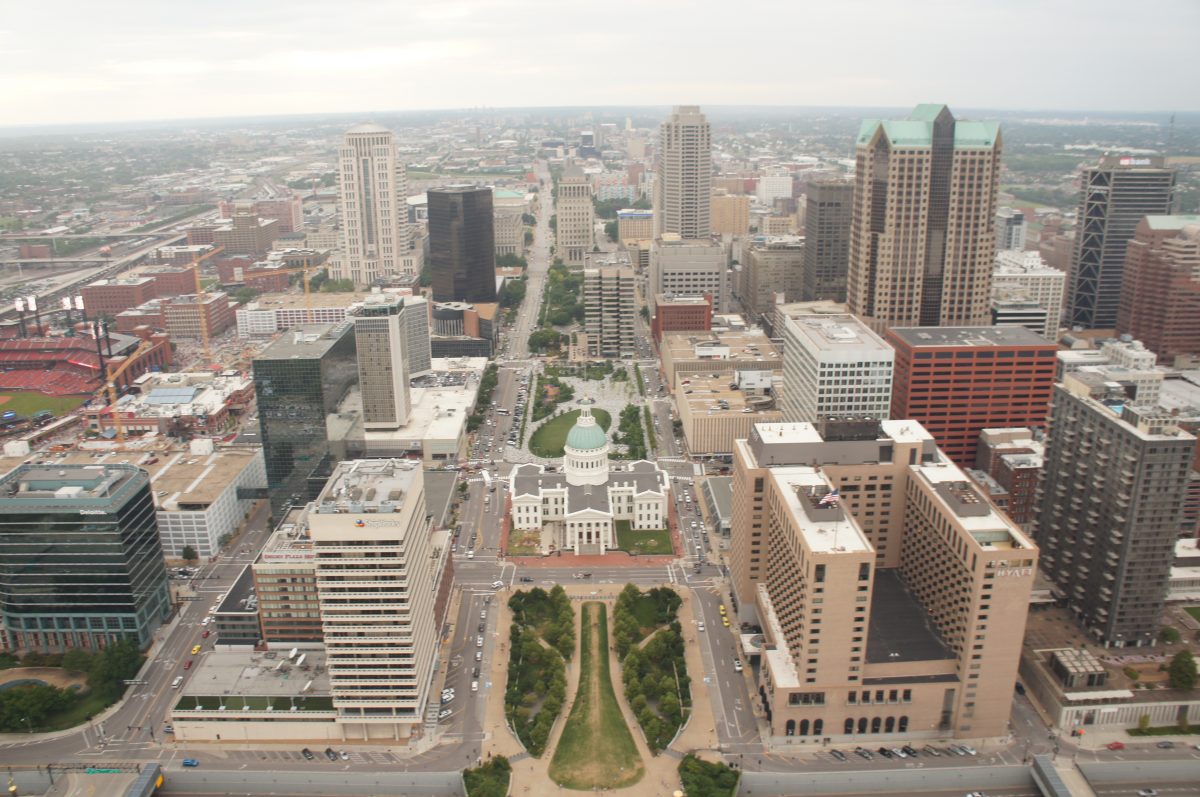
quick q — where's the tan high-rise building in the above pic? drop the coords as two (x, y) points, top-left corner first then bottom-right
(730, 420), (1035, 740)
(354, 294), (411, 430)
(335, 124), (414, 287)
(710, 192), (750, 236)
(848, 105), (1002, 330)
(744, 237), (805, 322)
(654, 106), (711, 239)
(556, 165), (594, 265)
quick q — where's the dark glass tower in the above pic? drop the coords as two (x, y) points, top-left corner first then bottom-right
(252, 322), (357, 512)
(428, 186), (496, 303)
(0, 464), (170, 653)
(801, 180), (853, 302)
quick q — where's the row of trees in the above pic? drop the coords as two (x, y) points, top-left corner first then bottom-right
(530, 375), (574, 422)
(678, 754), (739, 797)
(612, 585), (690, 753)
(612, 404), (647, 460)
(539, 264), (584, 328)
(467, 364), (500, 432)
(504, 587), (575, 756)
(463, 755), (511, 797)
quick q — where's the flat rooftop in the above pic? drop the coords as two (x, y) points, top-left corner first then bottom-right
(915, 462), (1035, 549)
(181, 649), (329, 699)
(889, 325), (1052, 347)
(678, 373), (782, 417)
(655, 293), (711, 307)
(256, 322), (352, 360)
(772, 465), (872, 554)
(702, 476), (733, 519)
(663, 329), (781, 361)
(866, 570), (954, 664)
(0, 463), (142, 506)
(785, 314), (892, 354)
(243, 291), (372, 311)
(216, 565), (256, 615)
(315, 458), (422, 511)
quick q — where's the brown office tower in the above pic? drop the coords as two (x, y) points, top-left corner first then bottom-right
(887, 326), (1057, 468)
(848, 105), (1001, 331)
(1116, 215), (1200, 366)
(802, 180), (854, 302)
(1068, 156), (1176, 330)
(729, 420), (1036, 741)
(429, 186), (496, 304)
(1034, 373), (1195, 647)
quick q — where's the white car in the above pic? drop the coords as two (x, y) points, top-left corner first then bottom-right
(733, 660), (743, 673)
(438, 709), (452, 719)
(476, 635), (484, 647)
(697, 622), (705, 632)
(471, 681), (479, 692)
(475, 651), (483, 661)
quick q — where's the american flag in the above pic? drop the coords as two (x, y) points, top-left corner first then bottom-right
(818, 488), (840, 506)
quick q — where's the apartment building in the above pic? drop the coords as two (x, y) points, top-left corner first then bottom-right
(1034, 372), (1195, 647)
(780, 314), (894, 424)
(730, 420), (1036, 741)
(995, 207), (1027, 252)
(1116, 215), (1200, 366)
(583, 266), (636, 358)
(887, 326), (1057, 468)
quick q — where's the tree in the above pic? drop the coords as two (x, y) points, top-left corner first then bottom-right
(604, 220), (619, 242)
(1168, 649), (1197, 690)
(180, 545), (198, 564)
(233, 286), (260, 306)
(1160, 626), (1181, 644)
(61, 649), (93, 674)
(1138, 713), (1151, 731)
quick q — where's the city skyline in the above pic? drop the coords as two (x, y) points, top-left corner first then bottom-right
(2, 0), (1199, 127)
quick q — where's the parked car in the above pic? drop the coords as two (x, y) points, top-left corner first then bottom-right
(854, 747), (873, 759)
(829, 749), (847, 762)
(876, 747), (893, 758)
(324, 747), (337, 761)
(1156, 741), (1175, 749)
(301, 748), (315, 760)
(890, 748), (907, 758)
(439, 709), (452, 720)
(183, 660), (193, 670)
(901, 745), (919, 757)
(922, 745), (941, 756)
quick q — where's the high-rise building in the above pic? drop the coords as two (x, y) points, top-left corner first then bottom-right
(556, 165), (594, 265)
(756, 171), (793, 206)
(992, 250), (1066, 339)
(1067, 156), (1176, 329)
(335, 124), (413, 287)
(355, 294), (411, 430)
(848, 105), (1002, 330)
(887, 326), (1057, 468)
(649, 237), (727, 310)
(1034, 372), (1195, 647)
(309, 459), (445, 739)
(990, 299), (1049, 338)
(583, 266), (636, 358)
(744, 237), (805, 323)
(802, 180), (853, 302)
(428, 186), (497, 303)
(780, 314), (894, 423)
(213, 204), (280, 258)
(654, 106), (711, 239)
(730, 420), (1036, 740)
(253, 323), (358, 511)
(1116, 215), (1200, 365)
(400, 295), (432, 377)
(0, 464), (171, 652)
(994, 207), (1028, 251)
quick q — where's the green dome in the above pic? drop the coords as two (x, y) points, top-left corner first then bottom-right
(565, 413), (607, 451)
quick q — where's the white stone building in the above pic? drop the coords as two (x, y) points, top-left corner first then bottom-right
(511, 407), (669, 555)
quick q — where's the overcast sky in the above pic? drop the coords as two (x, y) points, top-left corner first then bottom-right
(3, 0), (1196, 127)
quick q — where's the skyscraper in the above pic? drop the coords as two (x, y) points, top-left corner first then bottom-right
(0, 464), (171, 652)
(848, 105), (1002, 330)
(428, 186), (497, 303)
(1117, 215), (1200, 365)
(335, 124), (413, 287)
(1067, 156), (1176, 329)
(654, 106), (711, 240)
(802, 180), (854, 302)
(556, 165), (594, 265)
(253, 323), (358, 511)
(994, 207), (1028, 251)
(355, 294), (411, 430)
(1034, 372), (1195, 647)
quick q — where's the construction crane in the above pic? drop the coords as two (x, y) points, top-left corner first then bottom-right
(245, 258), (325, 323)
(188, 245), (226, 367)
(100, 339), (155, 444)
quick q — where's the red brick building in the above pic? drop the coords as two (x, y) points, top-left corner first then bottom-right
(651, 293), (713, 341)
(974, 428), (1043, 526)
(887, 326), (1058, 468)
(1117, 215), (1200, 366)
(81, 277), (157, 317)
(141, 265), (198, 296)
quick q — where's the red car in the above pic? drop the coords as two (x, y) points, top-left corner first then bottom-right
(201, 630), (210, 638)
(1105, 741), (1125, 751)
(183, 660), (193, 670)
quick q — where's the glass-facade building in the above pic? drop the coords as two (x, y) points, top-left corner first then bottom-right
(428, 186), (497, 304)
(252, 322), (358, 513)
(0, 464), (170, 653)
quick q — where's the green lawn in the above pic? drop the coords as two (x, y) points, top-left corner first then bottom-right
(615, 520), (673, 556)
(549, 602), (643, 789)
(508, 527), (542, 556)
(0, 392), (88, 416)
(1186, 607), (1200, 622)
(528, 408), (611, 458)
